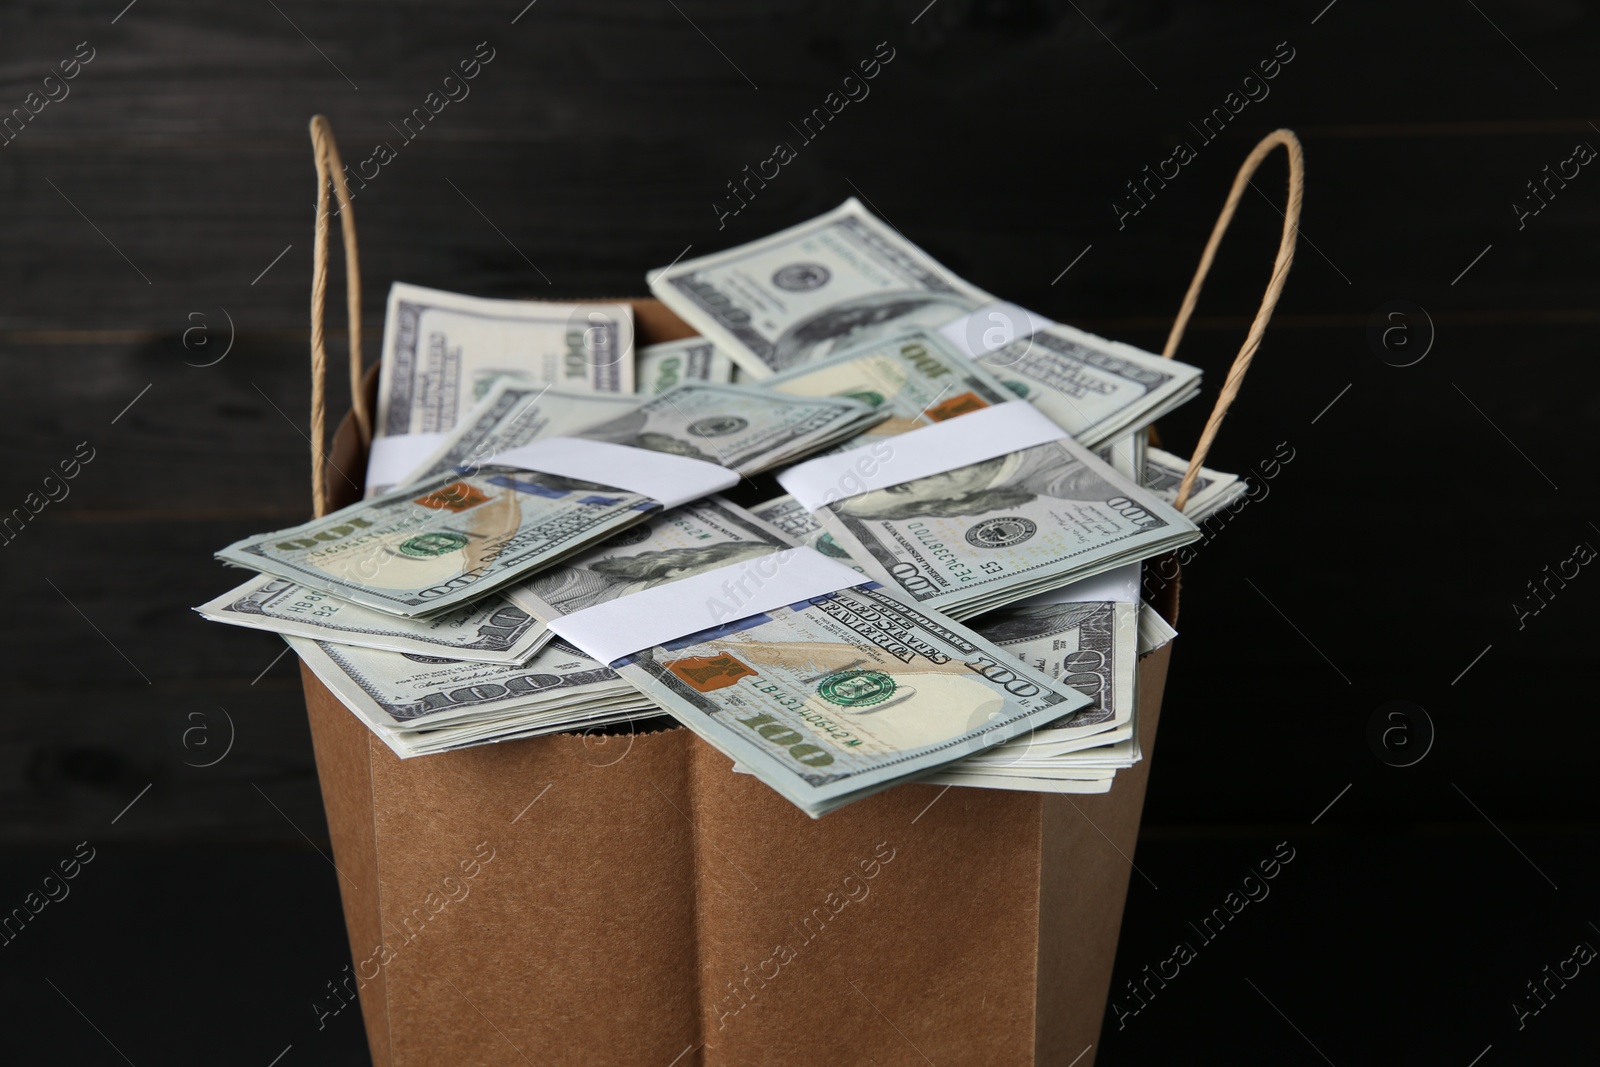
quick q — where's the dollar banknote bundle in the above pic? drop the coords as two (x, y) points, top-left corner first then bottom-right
(926, 565), (1178, 794)
(197, 576), (554, 663)
(200, 197), (1247, 814)
(500, 497), (1109, 814)
(786, 424), (1200, 619)
(746, 502), (1162, 796)
(291, 633), (661, 758)
(1142, 445), (1247, 519)
(366, 283), (636, 497)
(971, 323), (1202, 449)
(400, 378), (885, 490)
(216, 381), (881, 617)
(636, 337), (736, 395)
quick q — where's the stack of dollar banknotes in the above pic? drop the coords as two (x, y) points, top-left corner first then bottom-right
(199, 200), (1247, 817)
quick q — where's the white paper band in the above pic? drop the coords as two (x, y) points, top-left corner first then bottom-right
(937, 301), (1056, 358)
(777, 401), (1066, 512)
(1013, 562), (1140, 607)
(365, 432), (449, 491)
(548, 547), (864, 665)
(487, 437), (739, 510)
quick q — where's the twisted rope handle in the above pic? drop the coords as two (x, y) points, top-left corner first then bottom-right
(1160, 128), (1304, 512)
(309, 115), (368, 517)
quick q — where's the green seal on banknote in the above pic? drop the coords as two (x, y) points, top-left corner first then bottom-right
(687, 415), (748, 437)
(818, 669), (897, 708)
(399, 532), (470, 557)
(842, 389), (885, 408)
(813, 533), (851, 560)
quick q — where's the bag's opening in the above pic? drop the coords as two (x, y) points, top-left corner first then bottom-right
(320, 298), (1183, 722)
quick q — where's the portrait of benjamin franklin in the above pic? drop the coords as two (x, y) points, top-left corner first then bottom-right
(769, 292), (979, 371)
(526, 541), (778, 615)
(835, 444), (1119, 522)
(972, 602), (1102, 646)
(575, 408), (721, 465)
(481, 466), (623, 494)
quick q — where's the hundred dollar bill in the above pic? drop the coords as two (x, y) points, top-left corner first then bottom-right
(957, 565), (1143, 761)
(370, 283), (635, 493)
(1137, 598), (1178, 653)
(807, 435), (1201, 618)
(762, 327), (1020, 447)
(492, 495), (1107, 812)
(197, 574), (551, 664)
(289, 635), (655, 758)
(610, 583), (1098, 816)
(546, 382), (883, 474)
(926, 769), (1114, 793)
(933, 598), (1176, 788)
(648, 198), (999, 378)
(1142, 445), (1245, 520)
(975, 323), (1201, 448)
(749, 495), (864, 572)
(376, 282), (634, 435)
(217, 469), (664, 617)
(636, 337), (735, 395)
(408, 380), (883, 485)
(504, 497), (791, 621)
(963, 599), (1136, 756)
(963, 738), (1135, 768)
(221, 384), (880, 616)
(973, 732), (1136, 767)
(399, 385), (643, 487)
(737, 749), (1125, 779)
(938, 721), (1134, 776)
(1098, 430), (1144, 483)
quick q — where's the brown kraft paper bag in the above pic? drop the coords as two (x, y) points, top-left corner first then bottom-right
(294, 117), (1303, 1065)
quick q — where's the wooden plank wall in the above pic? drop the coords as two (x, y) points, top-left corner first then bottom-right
(1, 0), (1595, 843)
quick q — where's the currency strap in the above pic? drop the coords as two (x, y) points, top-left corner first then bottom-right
(487, 438), (739, 510)
(548, 546), (864, 665)
(364, 433), (450, 490)
(1012, 562), (1141, 608)
(366, 435), (738, 507)
(777, 401), (1065, 513)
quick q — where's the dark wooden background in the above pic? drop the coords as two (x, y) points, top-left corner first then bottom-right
(1, 1), (1595, 1063)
